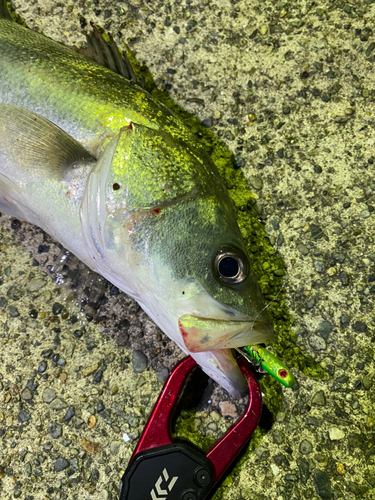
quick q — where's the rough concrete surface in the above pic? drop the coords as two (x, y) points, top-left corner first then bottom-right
(0, 0), (375, 499)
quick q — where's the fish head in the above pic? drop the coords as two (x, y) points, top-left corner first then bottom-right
(150, 194), (275, 350)
(81, 124), (275, 395)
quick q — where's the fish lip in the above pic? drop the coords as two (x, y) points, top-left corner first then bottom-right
(178, 314), (275, 353)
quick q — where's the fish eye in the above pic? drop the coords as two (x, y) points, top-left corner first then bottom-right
(213, 246), (248, 285)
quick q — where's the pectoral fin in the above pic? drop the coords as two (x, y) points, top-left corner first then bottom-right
(0, 104), (94, 180)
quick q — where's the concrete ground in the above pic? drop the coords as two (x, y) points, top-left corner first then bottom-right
(0, 0), (374, 499)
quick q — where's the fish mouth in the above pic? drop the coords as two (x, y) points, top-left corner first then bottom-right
(178, 314), (275, 353)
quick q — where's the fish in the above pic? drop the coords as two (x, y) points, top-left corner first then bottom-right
(0, 1), (275, 396)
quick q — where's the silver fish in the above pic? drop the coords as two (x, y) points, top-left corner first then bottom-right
(0, 2), (274, 395)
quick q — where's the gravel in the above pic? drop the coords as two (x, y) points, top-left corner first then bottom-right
(131, 349), (148, 374)
(314, 470), (332, 500)
(299, 439), (313, 455)
(54, 458), (69, 472)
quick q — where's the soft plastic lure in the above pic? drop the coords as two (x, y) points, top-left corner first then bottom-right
(237, 345), (295, 388)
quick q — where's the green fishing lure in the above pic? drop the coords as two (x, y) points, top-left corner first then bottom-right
(237, 345), (295, 388)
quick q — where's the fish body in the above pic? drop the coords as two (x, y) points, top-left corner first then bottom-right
(0, 5), (274, 395)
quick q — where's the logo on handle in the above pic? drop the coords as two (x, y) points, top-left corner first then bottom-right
(150, 468), (179, 500)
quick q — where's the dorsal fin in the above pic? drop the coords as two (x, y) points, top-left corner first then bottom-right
(78, 24), (138, 84)
(0, 0), (13, 21)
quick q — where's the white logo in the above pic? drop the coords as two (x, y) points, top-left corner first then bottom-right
(150, 468), (179, 500)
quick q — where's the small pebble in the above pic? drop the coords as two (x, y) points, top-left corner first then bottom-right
(132, 350), (148, 373)
(210, 411), (220, 422)
(38, 244), (50, 254)
(297, 243), (309, 255)
(219, 401), (237, 418)
(111, 385), (119, 395)
(91, 468), (100, 482)
(55, 458), (69, 472)
(155, 366), (169, 384)
(42, 388), (56, 403)
(308, 335), (326, 351)
(329, 427), (345, 440)
(312, 390), (326, 406)
(82, 362), (99, 377)
(81, 439), (101, 455)
(249, 175), (263, 190)
(297, 458), (309, 484)
(27, 278), (47, 292)
(314, 470), (332, 499)
(109, 284), (119, 295)
(50, 398), (68, 410)
(362, 374), (372, 390)
(52, 302), (64, 315)
(65, 406), (75, 422)
(207, 422), (217, 431)
(317, 320), (332, 340)
(117, 318), (130, 330)
(8, 306), (20, 317)
(340, 315), (350, 328)
(21, 388), (33, 401)
(193, 418), (201, 431)
(129, 430), (140, 440)
(314, 261), (325, 273)
(93, 370), (103, 384)
(299, 439), (313, 454)
(48, 423), (62, 439)
(29, 308), (38, 318)
(17, 410), (30, 423)
(359, 209), (370, 218)
(97, 400), (105, 413)
(38, 361), (48, 373)
(277, 233), (284, 246)
(326, 267), (336, 276)
(88, 415), (96, 428)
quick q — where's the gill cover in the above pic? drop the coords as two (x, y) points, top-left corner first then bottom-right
(80, 122), (221, 295)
